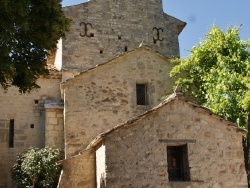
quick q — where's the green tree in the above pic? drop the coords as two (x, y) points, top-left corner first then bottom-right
(12, 147), (62, 188)
(170, 25), (250, 185)
(0, 0), (70, 93)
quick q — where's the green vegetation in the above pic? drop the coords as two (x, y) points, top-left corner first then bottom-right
(11, 147), (62, 188)
(0, 0), (70, 93)
(171, 25), (250, 126)
(170, 25), (250, 186)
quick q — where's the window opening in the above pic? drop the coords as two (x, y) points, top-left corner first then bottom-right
(9, 119), (14, 148)
(136, 84), (148, 105)
(30, 124), (34, 128)
(118, 36), (122, 40)
(124, 46), (128, 52)
(34, 100), (39, 104)
(167, 145), (190, 181)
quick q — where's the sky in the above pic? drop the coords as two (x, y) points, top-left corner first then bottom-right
(62, 0), (250, 58)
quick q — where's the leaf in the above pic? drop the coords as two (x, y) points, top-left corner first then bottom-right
(11, 147), (62, 188)
(170, 25), (250, 127)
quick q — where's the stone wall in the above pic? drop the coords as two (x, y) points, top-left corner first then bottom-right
(0, 148), (16, 188)
(45, 106), (64, 151)
(58, 148), (96, 188)
(0, 120), (10, 149)
(63, 47), (175, 157)
(0, 77), (61, 188)
(100, 98), (247, 187)
(62, 0), (185, 74)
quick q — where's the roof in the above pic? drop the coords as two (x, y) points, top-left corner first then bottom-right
(163, 13), (187, 35)
(42, 52), (62, 79)
(42, 64), (62, 79)
(44, 100), (64, 109)
(86, 91), (247, 150)
(59, 90), (247, 164)
(61, 45), (170, 85)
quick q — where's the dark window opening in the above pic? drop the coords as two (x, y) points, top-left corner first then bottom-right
(167, 145), (190, 181)
(124, 46), (128, 52)
(9, 119), (14, 148)
(34, 100), (39, 104)
(136, 84), (148, 105)
(100, 49), (103, 54)
(30, 124), (34, 128)
(118, 36), (122, 40)
(91, 33), (94, 37)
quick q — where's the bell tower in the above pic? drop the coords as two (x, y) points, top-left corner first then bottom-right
(62, 0), (186, 75)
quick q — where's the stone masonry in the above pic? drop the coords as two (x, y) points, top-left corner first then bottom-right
(0, 0), (186, 186)
(90, 94), (247, 187)
(62, 47), (175, 157)
(58, 149), (96, 188)
(0, 76), (61, 188)
(1, 0), (247, 187)
(62, 0), (185, 78)
(45, 104), (64, 151)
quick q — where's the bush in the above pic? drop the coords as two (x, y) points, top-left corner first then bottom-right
(11, 147), (62, 188)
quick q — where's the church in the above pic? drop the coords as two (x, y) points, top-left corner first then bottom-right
(0, 0), (247, 187)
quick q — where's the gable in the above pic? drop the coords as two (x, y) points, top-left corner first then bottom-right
(63, 46), (171, 86)
(91, 96), (247, 187)
(62, 47), (176, 157)
(88, 94), (245, 149)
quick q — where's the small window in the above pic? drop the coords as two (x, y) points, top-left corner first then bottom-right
(136, 84), (148, 105)
(167, 145), (190, 181)
(9, 119), (14, 148)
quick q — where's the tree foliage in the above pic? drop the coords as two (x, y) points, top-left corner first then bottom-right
(0, 0), (70, 93)
(11, 147), (62, 188)
(170, 25), (250, 127)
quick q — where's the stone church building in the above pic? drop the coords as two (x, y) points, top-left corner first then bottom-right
(0, 0), (247, 187)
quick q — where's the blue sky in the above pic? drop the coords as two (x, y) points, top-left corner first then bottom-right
(62, 0), (250, 58)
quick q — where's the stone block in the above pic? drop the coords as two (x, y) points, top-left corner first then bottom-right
(56, 113), (64, 118)
(0, 123), (6, 128)
(46, 111), (57, 118)
(48, 118), (58, 125)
